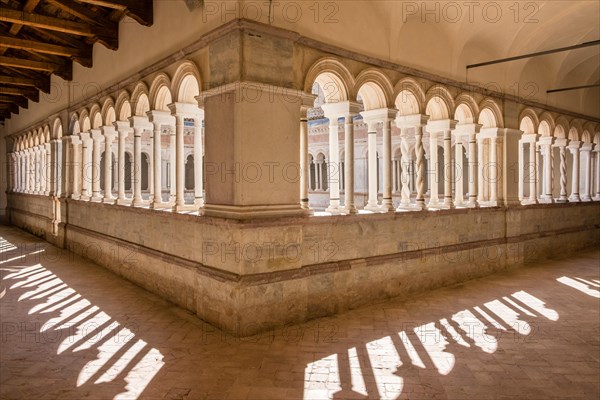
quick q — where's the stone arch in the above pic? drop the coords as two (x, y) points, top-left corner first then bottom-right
(52, 117), (63, 139)
(101, 97), (116, 126)
(150, 73), (173, 111)
(554, 116), (569, 138)
(581, 130), (592, 143)
(89, 104), (102, 129)
(538, 112), (555, 136)
(354, 69), (394, 110)
(43, 125), (50, 143)
(172, 60), (202, 103)
(304, 57), (354, 103)
(393, 77), (426, 115)
(519, 108), (539, 133)
(454, 93), (479, 124)
(478, 99), (504, 128)
(425, 85), (454, 120)
(115, 90), (132, 121)
(568, 127), (580, 141)
(131, 82), (150, 116)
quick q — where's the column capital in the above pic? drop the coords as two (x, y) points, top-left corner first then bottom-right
(537, 135), (554, 145)
(114, 120), (133, 132)
(167, 102), (204, 119)
(323, 100), (362, 121)
(146, 110), (175, 125)
(90, 128), (103, 140)
(553, 137), (568, 147)
(100, 125), (117, 138)
(360, 107), (397, 124)
(395, 113), (430, 129)
(454, 123), (482, 136)
(425, 118), (458, 133)
(580, 142), (594, 151)
(568, 140), (581, 150)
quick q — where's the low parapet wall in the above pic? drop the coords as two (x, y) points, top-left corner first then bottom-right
(7, 194), (600, 335)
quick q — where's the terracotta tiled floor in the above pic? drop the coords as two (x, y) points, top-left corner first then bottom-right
(1, 226), (599, 400)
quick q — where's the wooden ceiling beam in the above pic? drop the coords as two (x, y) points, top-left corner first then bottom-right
(0, 94), (28, 108)
(0, 86), (39, 102)
(0, 73), (50, 93)
(0, 55), (71, 81)
(0, 6), (111, 38)
(0, 35), (91, 59)
(0, 102), (19, 114)
(75, 0), (153, 26)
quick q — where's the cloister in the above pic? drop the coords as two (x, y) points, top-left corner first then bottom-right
(6, 59), (600, 217)
(0, 1), (599, 398)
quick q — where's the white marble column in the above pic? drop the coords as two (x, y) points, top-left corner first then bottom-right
(300, 107), (309, 210)
(344, 113), (357, 214)
(529, 135), (538, 204)
(381, 117), (394, 212)
(43, 142), (51, 196)
(59, 137), (70, 197)
(554, 139), (568, 203)
(101, 126), (116, 204)
(568, 141), (581, 202)
(169, 129), (176, 205)
(428, 131), (440, 208)
(489, 136), (498, 204)
(147, 111), (174, 208)
(594, 146), (600, 200)
(467, 129), (479, 207)
(443, 129), (454, 209)
(580, 143), (593, 201)
(396, 114), (429, 210)
(454, 137), (464, 207)
(90, 129), (103, 202)
(69, 137), (82, 200)
(326, 116), (341, 212)
(115, 122), (132, 205)
(174, 114), (186, 211)
(194, 115), (204, 208)
(365, 123), (378, 210)
(133, 127), (144, 207)
(541, 139), (554, 203)
(33, 146), (41, 194)
(79, 132), (92, 201)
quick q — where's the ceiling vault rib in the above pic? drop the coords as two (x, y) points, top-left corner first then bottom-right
(467, 40), (600, 69)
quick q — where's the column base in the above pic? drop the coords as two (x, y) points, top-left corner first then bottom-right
(413, 201), (427, 211)
(174, 204), (198, 213)
(380, 201), (395, 212)
(427, 199), (442, 209)
(581, 196), (592, 202)
(116, 198), (132, 206)
(341, 206), (358, 215)
(90, 195), (103, 203)
(194, 197), (205, 208)
(150, 201), (170, 209)
(70, 194), (81, 200)
(568, 195), (580, 203)
(538, 197), (553, 204)
(202, 204), (310, 220)
(103, 197), (115, 205)
(363, 203), (381, 212)
(325, 200), (341, 214)
(80, 195), (91, 202)
(593, 196), (600, 201)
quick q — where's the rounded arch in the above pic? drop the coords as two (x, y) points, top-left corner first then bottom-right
(304, 57), (354, 103)
(149, 73), (173, 111)
(478, 98), (504, 128)
(519, 108), (539, 133)
(172, 60), (202, 103)
(354, 69), (394, 110)
(89, 104), (102, 129)
(554, 116), (569, 138)
(43, 125), (50, 143)
(34, 128), (42, 145)
(454, 93), (479, 124)
(26, 132), (33, 148)
(101, 97), (116, 126)
(52, 117), (63, 139)
(131, 82), (150, 116)
(538, 112), (555, 136)
(393, 77), (426, 115)
(115, 90), (132, 121)
(581, 130), (592, 143)
(425, 85), (455, 121)
(568, 127), (580, 141)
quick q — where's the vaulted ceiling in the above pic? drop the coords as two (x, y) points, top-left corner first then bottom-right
(0, 0), (153, 122)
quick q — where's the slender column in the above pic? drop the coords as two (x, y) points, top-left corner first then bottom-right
(381, 118), (393, 211)
(581, 144), (593, 201)
(79, 132), (92, 200)
(38, 146), (46, 194)
(556, 141), (568, 202)
(477, 135), (484, 203)
(428, 131), (440, 208)
(49, 139), (60, 196)
(69, 137), (82, 199)
(396, 128), (410, 209)
(33, 146), (41, 194)
(594, 147), (600, 200)
(152, 122), (163, 207)
(102, 127), (116, 203)
(326, 117), (341, 212)
(115, 124), (131, 205)
(454, 139), (464, 207)
(489, 136), (498, 204)
(90, 129), (103, 202)
(529, 136), (537, 203)
(174, 115), (186, 210)
(415, 125), (426, 210)
(60, 137), (70, 197)
(133, 127), (144, 206)
(316, 161), (321, 191)
(535, 145), (541, 201)
(43, 143), (51, 195)
(443, 129), (453, 208)
(169, 129), (176, 205)
(468, 132), (478, 207)
(194, 117), (204, 208)
(366, 125), (378, 210)
(544, 144), (553, 201)
(300, 108), (309, 210)
(568, 141), (580, 202)
(344, 114), (357, 214)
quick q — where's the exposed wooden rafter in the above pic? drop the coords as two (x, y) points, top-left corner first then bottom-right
(0, 0), (153, 122)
